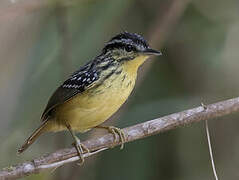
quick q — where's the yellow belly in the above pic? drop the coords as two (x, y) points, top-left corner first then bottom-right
(46, 55), (148, 133)
(52, 70), (136, 132)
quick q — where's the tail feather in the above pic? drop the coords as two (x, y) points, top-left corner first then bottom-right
(18, 119), (49, 154)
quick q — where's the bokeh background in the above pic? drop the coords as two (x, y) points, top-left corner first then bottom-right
(1, 0), (239, 179)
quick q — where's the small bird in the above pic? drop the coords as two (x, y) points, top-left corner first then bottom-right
(18, 32), (161, 163)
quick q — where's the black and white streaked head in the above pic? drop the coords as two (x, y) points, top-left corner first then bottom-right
(102, 32), (162, 61)
(61, 32), (161, 92)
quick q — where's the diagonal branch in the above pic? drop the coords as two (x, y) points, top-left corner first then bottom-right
(1, 97), (239, 180)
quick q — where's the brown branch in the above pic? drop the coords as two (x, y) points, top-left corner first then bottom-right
(1, 97), (239, 180)
(137, 0), (192, 84)
(148, 0), (191, 46)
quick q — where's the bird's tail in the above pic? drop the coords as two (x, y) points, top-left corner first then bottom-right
(18, 119), (49, 154)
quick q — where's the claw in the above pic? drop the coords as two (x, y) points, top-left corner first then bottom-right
(201, 102), (207, 110)
(65, 122), (90, 165)
(96, 126), (126, 149)
(72, 138), (90, 165)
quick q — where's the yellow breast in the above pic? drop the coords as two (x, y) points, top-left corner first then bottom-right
(49, 55), (149, 132)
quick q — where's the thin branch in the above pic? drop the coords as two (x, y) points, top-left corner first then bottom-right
(1, 97), (239, 179)
(205, 120), (219, 180)
(148, 0), (191, 46)
(137, 0), (191, 83)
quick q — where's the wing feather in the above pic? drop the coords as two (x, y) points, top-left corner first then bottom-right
(41, 60), (100, 121)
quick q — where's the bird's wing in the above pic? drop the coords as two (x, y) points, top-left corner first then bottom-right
(41, 60), (100, 121)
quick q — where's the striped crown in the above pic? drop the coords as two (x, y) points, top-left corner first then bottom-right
(103, 32), (149, 53)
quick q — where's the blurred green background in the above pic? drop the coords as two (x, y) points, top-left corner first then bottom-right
(1, 0), (239, 179)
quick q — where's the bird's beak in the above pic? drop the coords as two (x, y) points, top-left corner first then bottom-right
(141, 48), (162, 56)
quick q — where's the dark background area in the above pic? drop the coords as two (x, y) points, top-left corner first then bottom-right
(0, 0), (239, 179)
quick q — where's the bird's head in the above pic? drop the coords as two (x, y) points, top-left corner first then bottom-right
(102, 32), (161, 62)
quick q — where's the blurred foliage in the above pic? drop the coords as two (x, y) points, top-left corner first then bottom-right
(0, 0), (239, 179)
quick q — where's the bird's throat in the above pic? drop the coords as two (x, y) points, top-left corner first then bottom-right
(122, 55), (149, 75)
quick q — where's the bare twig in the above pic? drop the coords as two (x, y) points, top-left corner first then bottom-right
(1, 97), (239, 180)
(137, 0), (192, 83)
(205, 120), (219, 180)
(148, 0), (191, 46)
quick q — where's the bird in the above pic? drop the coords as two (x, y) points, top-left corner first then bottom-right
(18, 32), (162, 164)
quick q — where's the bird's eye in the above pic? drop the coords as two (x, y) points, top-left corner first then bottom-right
(125, 45), (134, 52)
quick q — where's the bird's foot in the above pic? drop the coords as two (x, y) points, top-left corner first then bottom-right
(72, 137), (90, 165)
(96, 126), (126, 149)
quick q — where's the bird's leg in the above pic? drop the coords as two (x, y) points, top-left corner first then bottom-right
(95, 125), (126, 149)
(65, 122), (89, 165)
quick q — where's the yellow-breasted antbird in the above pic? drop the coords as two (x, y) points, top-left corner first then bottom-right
(18, 32), (162, 164)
